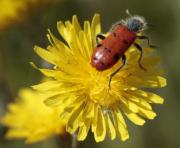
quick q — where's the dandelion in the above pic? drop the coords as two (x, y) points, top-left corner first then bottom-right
(1, 88), (66, 143)
(32, 14), (166, 142)
(0, 0), (60, 31)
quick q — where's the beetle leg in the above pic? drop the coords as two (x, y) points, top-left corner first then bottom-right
(109, 55), (126, 88)
(134, 43), (147, 71)
(137, 35), (157, 48)
(96, 34), (106, 45)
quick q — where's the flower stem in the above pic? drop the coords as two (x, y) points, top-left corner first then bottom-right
(72, 133), (83, 148)
(57, 134), (71, 148)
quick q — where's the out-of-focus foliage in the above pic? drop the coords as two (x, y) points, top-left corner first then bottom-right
(0, 0), (180, 148)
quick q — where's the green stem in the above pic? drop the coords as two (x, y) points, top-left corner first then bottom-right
(72, 134), (83, 148)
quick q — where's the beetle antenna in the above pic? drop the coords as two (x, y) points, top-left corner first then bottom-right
(126, 9), (132, 16)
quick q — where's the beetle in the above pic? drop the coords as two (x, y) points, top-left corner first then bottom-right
(91, 11), (155, 88)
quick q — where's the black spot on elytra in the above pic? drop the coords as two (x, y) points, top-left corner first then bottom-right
(101, 62), (105, 66)
(113, 32), (117, 37)
(93, 57), (97, 60)
(123, 40), (128, 44)
(97, 44), (102, 47)
(108, 49), (112, 53)
(114, 54), (119, 61)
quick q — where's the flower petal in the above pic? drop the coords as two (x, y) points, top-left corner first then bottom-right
(32, 81), (62, 92)
(123, 106), (145, 125)
(6, 129), (28, 139)
(129, 90), (164, 104)
(67, 103), (84, 134)
(120, 97), (139, 113)
(124, 92), (152, 110)
(94, 107), (106, 142)
(91, 104), (98, 133)
(114, 110), (129, 141)
(84, 21), (93, 58)
(105, 113), (116, 140)
(77, 119), (91, 141)
(91, 13), (101, 47)
(34, 46), (58, 65)
(126, 113), (145, 126)
(138, 108), (157, 119)
(72, 15), (81, 34)
(127, 76), (167, 88)
(57, 21), (72, 44)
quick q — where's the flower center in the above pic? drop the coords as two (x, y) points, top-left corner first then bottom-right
(88, 72), (118, 107)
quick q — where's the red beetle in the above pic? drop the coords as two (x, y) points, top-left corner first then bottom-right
(91, 12), (155, 87)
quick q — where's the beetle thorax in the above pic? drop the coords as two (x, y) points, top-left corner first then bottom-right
(122, 16), (147, 33)
(126, 16), (146, 33)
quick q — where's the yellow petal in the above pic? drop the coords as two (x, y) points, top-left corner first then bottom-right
(84, 21), (93, 58)
(68, 26), (85, 57)
(77, 119), (90, 141)
(86, 102), (94, 118)
(132, 90), (164, 104)
(138, 108), (157, 119)
(47, 29), (61, 48)
(114, 111), (129, 141)
(67, 104), (84, 134)
(47, 32), (72, 55)
(79, 30), (91, 59)
(147, 93), (164, 104)
(57, 21), (71, 43)
(44, 92), (78, 107)
(6, 129), (28, 139)
(126, 113), (145, 125)
(91, 13), (101, 47)
(105, 114), (116, 140)
(47, 32), (73, 59)
(120, 97), (139, 113)
(145, 92), (164, 104)
(124, 93), (152, 110)
(32, 81), (62, 92)
(79, 101), (94, 126)
(94, 108), (106, 142)
(114, 108), (126, 127)
(124, 108), (145, 126)
(34, 46), (58, 65)
(44, 94), (64, 106)
(72, 15), (81, 34)
(91, 104), (98, 132)
(127, 76), (167, 88)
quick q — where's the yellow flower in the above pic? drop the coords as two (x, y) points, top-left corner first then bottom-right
(32, 14), (166, 142)
(1, 88), (66, 143)
(0, 0), (59, 31)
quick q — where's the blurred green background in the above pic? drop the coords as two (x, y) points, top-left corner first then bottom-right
(0, 0), (179, 147)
